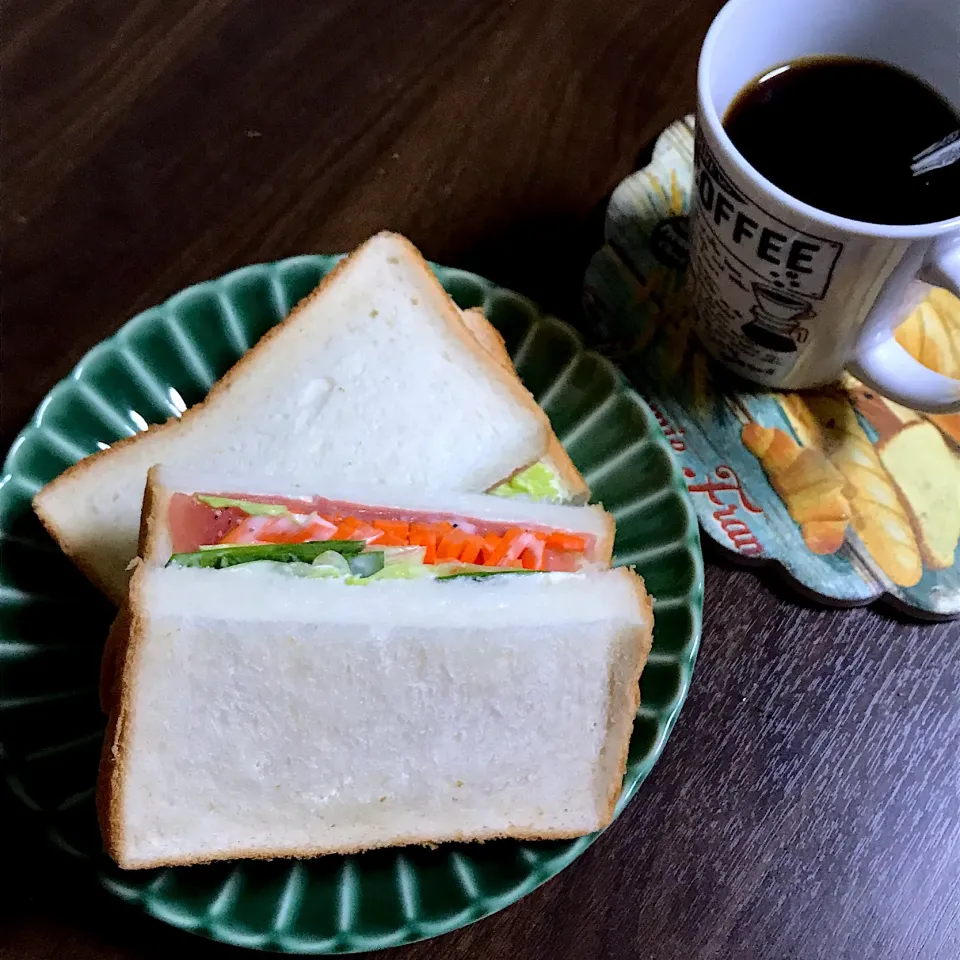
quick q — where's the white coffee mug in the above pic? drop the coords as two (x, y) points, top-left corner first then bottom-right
(690, 0), (960, 412)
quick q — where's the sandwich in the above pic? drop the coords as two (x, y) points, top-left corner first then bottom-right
(34, 232), (583, 605)
(99, 467), (652, 869)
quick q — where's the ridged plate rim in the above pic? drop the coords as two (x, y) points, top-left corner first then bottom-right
(0, 255), (703, 953)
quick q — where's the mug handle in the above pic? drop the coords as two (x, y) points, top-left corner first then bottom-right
(849, 234), (960, 413)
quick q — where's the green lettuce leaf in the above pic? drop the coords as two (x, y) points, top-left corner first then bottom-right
(168, 540), (365, 569)
(196, 495), (292, 517)
(490, 461), (560, 500)
(170, 540), (531, 583)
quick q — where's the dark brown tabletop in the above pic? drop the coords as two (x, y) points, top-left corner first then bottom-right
(3, 1), (959, 958)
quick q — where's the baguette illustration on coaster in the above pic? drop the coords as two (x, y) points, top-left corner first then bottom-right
(33, 233), (590, 606)
(738, 377), (960, 588)
(775, 391), (925, 587)
(849, 385), (960, 571)
(736, 348), (960, 589)
(927, 412), (960, 448)
(740, 422), (851, 555)
(875, 422), (960, 571)
(99, 467), (652, 870)
(894, 287), (960, 382)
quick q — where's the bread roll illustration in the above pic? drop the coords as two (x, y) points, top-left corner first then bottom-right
(895, 287), (960, 379)
(777, 393), (923, 587)
(928, 413), (960, 448)
(877, 421), (960, 570)
(741, 423), (851, 555)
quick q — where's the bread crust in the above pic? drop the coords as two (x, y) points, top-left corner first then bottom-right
(460, 306), (512, 367)
(543, 435), (591, 504)
(97, 563), (148, 865)
(99, 468), (170, 713)
(593, 507), (616, 566)
(98, 606), (130, 714)
(597, 568), (654, 828)
(460, 306), (590, 503)
(34, 233), (552, 601)
(138, 466), (173, 566)
(106, 824), (612, 871)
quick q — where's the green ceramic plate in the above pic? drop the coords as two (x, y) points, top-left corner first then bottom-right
(0, 257), (702, 953)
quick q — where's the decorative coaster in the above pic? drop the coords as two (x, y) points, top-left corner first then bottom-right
(584, 116), (960, 618)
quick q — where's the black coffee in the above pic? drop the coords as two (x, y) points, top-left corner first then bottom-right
(723, 57), (960, 225)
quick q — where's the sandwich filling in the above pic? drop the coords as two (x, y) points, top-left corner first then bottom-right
(489, 462), (560, 500)
(165, 492), (598, 582)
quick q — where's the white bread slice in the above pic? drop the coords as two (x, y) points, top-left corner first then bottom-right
(34, 233), (552, 604)
(98, 466), (615, 712)
(460, 306), (590, 503)
(99, 563), (652, 869)
(877, 421), (960, 570)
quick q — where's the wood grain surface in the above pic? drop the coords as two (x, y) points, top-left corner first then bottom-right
(3, 1), (959, 959)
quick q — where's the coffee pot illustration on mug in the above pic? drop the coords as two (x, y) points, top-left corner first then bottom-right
(740, 282), (813, 353)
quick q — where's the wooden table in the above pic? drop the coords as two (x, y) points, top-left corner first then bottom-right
(4, 1), (959, 958)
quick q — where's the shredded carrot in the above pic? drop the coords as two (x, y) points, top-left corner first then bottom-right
(253, 514), (328, 544)
(500, 532), (544, 568)
(520, 536), (546, 570)
(252, 522), (302, 544)
(409, 524), (439, 564)
(289, 518), (333, 544)
(354, 522), (383, 544)
(334, 517), (361, 540)
(372, 520), (410, 546)
(219, 516), (272, 544)
(437, 529), (468, 561)
(458, 535), (484, 565)
(334, 517), (381, 543)
(545, 532), (587, 552)
(487, 528), (524, 566)
(206, 500), (590, 570)
(259, 527), (306, 544)
(477, 534), (503, 565)
(369, 532), (404, 547)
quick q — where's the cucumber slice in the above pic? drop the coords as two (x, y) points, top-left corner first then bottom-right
(169, 540), (365, 569)
(436, 568), (537, 581)
(347, 551), (385, 578)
